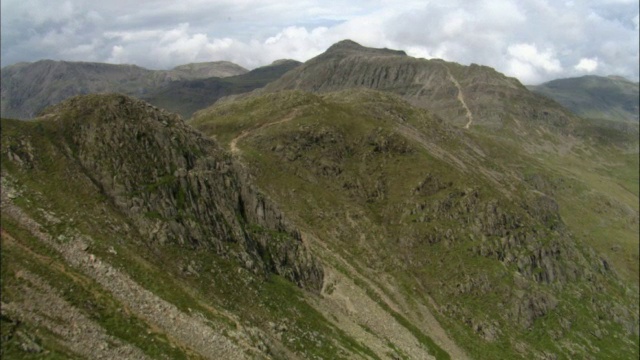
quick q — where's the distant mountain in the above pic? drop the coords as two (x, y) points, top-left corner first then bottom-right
(0, 60), (248, 119)
(168, 61), (248, 80)
(143, 59), (301, 118)
(528, 75), (640, 122)
(261, 40), (578, 131)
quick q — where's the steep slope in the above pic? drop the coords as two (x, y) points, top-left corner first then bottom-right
(528, 75), (640, 123)
(261, 40), (578, 131)
(143, 59), (301, 119)
(0, 60), (248, 119)
(193, 89), (639, 359)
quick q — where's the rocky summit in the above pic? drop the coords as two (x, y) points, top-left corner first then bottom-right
(261, 40), (577, 131)
(1, 40), (638, 360)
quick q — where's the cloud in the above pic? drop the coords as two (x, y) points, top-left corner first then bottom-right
(1, 0), (638, 84)
(508, 43), (563, 72)
(574, 57), (599, 72)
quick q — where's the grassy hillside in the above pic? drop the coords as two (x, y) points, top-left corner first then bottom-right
(1, 94), (452, 359)
(192, 89), (639, 359)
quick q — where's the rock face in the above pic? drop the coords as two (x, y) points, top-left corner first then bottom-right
(14, 94), (323, 291)
(0, 60), (248, 120)
(263, 40), (577, 130)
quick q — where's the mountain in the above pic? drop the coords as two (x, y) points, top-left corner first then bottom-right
(142, 59), (301, 119)
(528, 75), (640, 123)
(0, 60), (248, 119)
(260, 40), (578, 132)
(167, 61), (249, 79)
(2, 40), (639, 359)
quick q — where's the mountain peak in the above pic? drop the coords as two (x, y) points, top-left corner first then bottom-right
(270, 59), (302, 66)
(325, 39), (407, 57)
(326, 39), (364, 51)
(169, 61), (248, 78)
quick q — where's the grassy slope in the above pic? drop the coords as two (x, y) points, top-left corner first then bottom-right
(192, 89), (639, 359)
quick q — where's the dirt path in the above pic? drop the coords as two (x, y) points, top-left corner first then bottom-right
(230, 109), (301, 154)
(443, 66), (474, 129)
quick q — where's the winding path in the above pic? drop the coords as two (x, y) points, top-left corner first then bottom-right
(443, 66), (474, 129)
(230, 109), (301, 154)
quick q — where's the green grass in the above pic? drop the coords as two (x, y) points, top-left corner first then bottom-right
(191, 89), (639, 359)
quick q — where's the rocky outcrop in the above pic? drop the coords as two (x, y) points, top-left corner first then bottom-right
(16, 94), (323, 291)
(408, 185), (586, 285)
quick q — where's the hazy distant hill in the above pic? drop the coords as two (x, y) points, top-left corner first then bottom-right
(261, 40), (577, 131)
(528, 75), (640, 122)
(0, 60), (248, 119)
(142, 59), (301, 118)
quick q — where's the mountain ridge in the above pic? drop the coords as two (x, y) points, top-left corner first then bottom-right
(259, 40), (579, 132)
(0, 59), (248, 119)
(0, 59), (302, 120)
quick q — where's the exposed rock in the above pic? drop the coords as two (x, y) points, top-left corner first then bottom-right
(20, 94), (324, 292)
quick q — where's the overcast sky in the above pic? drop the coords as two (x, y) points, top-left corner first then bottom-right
(1, 0), (638, 84)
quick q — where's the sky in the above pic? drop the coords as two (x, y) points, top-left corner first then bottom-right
(1, 0), (638, 84)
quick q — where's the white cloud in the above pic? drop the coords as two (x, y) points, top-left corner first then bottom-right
(107, 45), (125, 64)
(508, 43), (563, 73)
(1, 0), (639, 83)
(505, 43), (563, 83)
(574, 57), (599, 72)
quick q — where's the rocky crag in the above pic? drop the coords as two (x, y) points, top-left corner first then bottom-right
(5, 94), (322, 289)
